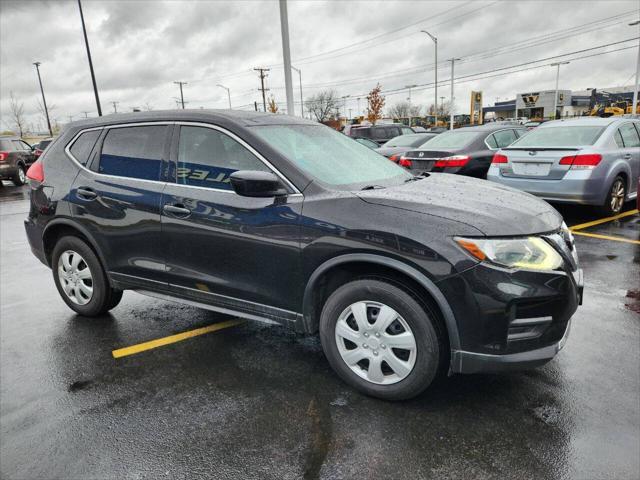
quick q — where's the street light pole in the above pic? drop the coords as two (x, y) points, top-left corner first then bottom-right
(32, 62), (52, 136)
(551, 61), (570, 120)
(405, 84), (417, 126)
(448, 58), (460, 130)
(278, 0), (295, 115)
(630, 20), (640, 115)
(421, 31), (438, 126)
(291, 66), (304, 118)
(77, 0), (102, 116)
(217, 84), (232, 109)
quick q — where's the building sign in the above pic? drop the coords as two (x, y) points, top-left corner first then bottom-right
(520, 93), (540, 108)
(516, 90), (571, 110)
(470, 91), (483, 125)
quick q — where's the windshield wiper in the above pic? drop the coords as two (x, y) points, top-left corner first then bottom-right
(360, 185), (386, 190)
(404, 175), (426, 183)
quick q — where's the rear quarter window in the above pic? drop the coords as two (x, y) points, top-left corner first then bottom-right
(69, 130), (101, 165)
(510, 125), (604, 147)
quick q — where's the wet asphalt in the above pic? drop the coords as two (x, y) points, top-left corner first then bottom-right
(0, 181), (638, 480)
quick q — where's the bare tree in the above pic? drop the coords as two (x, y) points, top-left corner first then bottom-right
(36, 98), (56, 134)
(305, 90), (339, 122)
(142, 102), (154, 111)
(388, 101), (421, 118)
(366, 84), (385, 125)
(427, 101), (451, 117)
(9, 92), (27, 137)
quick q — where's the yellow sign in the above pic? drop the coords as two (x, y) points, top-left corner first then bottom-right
(470, 91), (483, 125)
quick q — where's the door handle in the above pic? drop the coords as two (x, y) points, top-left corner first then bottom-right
(163, 204), (191, 217)
(623, 154), (632, 159)
(76, 187), (97, 200)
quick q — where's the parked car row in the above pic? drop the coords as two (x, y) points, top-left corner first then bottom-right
(0, 136), (55, 186)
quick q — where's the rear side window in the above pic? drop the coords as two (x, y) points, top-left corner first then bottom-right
(12, 140), (29, 151)
(485, 134), (498, 149)
(99, 126), (166, 181)
(400, 127), (414, 135)
(493, 129), (518, 148)
(614, 130), (625, 148)
(385, 127), (400, 138)
(351, 128), (371, 139)
(618, 123), (640, 148)
(177, 126), (269, 190)
(0, 140), (14, 150)
(371, 128), (388, 140)
(69, 130), (101, 165)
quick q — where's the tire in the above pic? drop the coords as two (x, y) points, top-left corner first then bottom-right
(602, 175), (626, 215)
(319, 279), (441, 401)
(12, 164), (26, 186)
(52, 236), (123, 316)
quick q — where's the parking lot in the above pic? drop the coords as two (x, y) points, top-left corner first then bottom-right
(0, 180), (638, 480)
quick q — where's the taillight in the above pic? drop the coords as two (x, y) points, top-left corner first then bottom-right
(389, 154), (399, 163)
(559, 153), (602, 169)
(398, 157), (412, 168)
(34, 148), (44, 158)
(0, 151), (8, 162)
(434, 155), (470, 168)
(492, 153), (508, 164)
(26, 161), (45, 183)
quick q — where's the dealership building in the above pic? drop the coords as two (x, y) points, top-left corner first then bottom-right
(482, 85), (635, 120)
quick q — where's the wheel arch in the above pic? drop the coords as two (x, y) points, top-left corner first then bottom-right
(42, 219), (109, 274)
(302, 253), (461, 351)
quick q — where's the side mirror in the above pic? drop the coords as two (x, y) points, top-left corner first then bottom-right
(229, 170), (288, 198)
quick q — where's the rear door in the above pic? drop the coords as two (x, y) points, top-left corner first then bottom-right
(12, 140), (35, 167)
(618, 122), (640, 196)
(70, 123), (171, 285)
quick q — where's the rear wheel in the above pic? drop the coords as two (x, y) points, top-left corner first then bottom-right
(52, 236), (123, 316)
(12, 164), (26, 186)
(319, 279), (441, 400)
(602, 176), (626, 215)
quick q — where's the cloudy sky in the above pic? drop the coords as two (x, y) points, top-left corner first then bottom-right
(1, 0), (638, 132)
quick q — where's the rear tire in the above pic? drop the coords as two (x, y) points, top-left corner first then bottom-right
(602, 176), (626, 215)
(12, 164), (26, 186)
(52, 236), (123, 316)
(319, 279), (441, 401)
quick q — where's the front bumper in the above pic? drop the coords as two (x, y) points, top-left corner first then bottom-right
(452, 318), (572, 374)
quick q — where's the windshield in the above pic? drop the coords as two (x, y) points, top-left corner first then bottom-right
(382, 134), (430, 148)
(253, 124), (412, 189)
(420, 130), (479, 149)
(508, 125), (604, 147)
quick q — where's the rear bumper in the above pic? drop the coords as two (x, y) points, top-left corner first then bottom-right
(24, 218), (48, 266)
(487, 166), (607, 205)
(0, 163), (16, 179)
(452, 319), (572, 374)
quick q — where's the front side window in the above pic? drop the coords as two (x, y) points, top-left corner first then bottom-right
(493, 129), (518, 148)
(509, 126), (604, 148)
(618, 123), (640, 148)
(253, 124), (411, 190)
(70, 130), (101, 165)
(177, 126), (269, 190)
(401, 127), (414, 135)
(99, 125), (166, 181)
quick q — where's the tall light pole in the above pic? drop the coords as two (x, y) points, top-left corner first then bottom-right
(405, 84), (417, 126)
(32, 62), (52, 136)
(217, 84), (231, 109)
(278, 0), (295, 115)
(291, 65), (304, 118)
(551, 61), (570, 120)
(630, 20), (640, 115)
(78, 0), (102, 116)
(422, 30), (438, 126)
(448, 58), (460, 130)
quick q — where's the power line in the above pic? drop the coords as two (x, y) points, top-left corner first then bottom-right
(254, 67), (270, 112)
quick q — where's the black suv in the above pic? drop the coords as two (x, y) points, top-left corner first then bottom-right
(0, 136), (37, 185)
(349, 124), (414, 145)
(25, 111), (583, 400)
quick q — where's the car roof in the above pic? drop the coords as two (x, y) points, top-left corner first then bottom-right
(537, 117), (631, 128)
(65, 109), (318, 129)
(454, 124), (524, 132)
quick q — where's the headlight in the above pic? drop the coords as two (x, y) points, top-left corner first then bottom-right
(455, 236), (563, 271)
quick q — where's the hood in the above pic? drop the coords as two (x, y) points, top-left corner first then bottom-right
(355, 173), (562, 236)
(375, 147), (410, 157)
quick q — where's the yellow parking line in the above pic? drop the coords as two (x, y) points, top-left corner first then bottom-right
(112, 319), (244, 359)
(569, 209), (638, 231)
(571, 231), (640, 245)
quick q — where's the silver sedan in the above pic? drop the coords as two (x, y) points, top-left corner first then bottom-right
(487, 117), (639, 214)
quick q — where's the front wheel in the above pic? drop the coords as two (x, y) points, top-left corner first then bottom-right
(12, 164), (26, 186)
(602, 176), (626, 215)
(319, 279), (441, 400)
(52, 236), (123, 316)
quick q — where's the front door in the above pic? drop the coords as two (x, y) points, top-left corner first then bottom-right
(161, 124), (303, 318)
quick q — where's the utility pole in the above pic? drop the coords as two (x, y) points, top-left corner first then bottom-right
(174, 81), (187, 109)
(111, 101), (119, 113)
(254, 68), (270, 112)
(422, 30), (438, 126)
(341, 95), (350, 119)
(630, 20), (640, 114)
(448, 58), (460, 130)
(67, 115), (74, 123)
(405, 84), (417, 126)
(82, 111), (90, 118)
(291, 66), (304, 117)
(551, 61), (569, 120)
(357, 97), (361, 118)
(78, 0), (102, 116)
(439, 96), (445, 117)
(217, 84), (232, 109)
(32, 62), (52, 136)
(278, 0), (295, 115)
(348, 108), (352, 119)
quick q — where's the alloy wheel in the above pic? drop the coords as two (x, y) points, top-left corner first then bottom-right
(57, 250), (93, 305)
(17, 167), (26, 184)
(334, 301), (417, 385)
(610, 179), (625, 213)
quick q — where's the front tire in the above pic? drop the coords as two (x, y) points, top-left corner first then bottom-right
(319, 279), (441, 400)
(52, 236), (123, 316)
(12, 164), (26, 186)
(602, 176), (626, 215)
